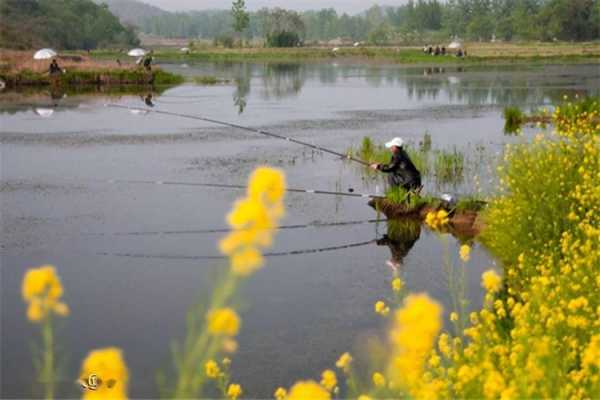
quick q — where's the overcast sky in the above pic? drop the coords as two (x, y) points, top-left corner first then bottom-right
(139, 0), (409, 14)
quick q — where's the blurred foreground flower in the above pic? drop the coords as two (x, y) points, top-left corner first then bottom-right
(388, 294), (442, 397)
(207, 308), (241, 337)
(219, 167), (286, 276)
(79, 347), (128, 400)
(22, 265), (69, 322)
(287, 380), (330, 400)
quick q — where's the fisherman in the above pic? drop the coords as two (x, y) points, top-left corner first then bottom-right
(48, 59), (62, 75)
(143, 51), (154, 72)
(370, 137), (421, 191)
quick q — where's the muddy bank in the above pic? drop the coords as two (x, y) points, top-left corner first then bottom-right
(369, 197), (485, 238)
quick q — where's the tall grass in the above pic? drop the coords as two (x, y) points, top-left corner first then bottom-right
(503, 106), (524, 134)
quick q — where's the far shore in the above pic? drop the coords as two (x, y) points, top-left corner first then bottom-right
(89, 42), (600, 65)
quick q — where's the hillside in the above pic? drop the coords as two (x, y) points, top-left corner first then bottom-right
(93, 0), (168, 26)
(0, 0), (140, 50)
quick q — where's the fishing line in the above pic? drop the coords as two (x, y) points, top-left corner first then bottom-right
(98, 238), (377, 261)
(99, 178), (381, 199)
(105, 103), (371, 166)
(88, 218), (385, 237)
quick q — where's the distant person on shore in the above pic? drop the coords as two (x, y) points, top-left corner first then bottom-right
(457, 49), (464, 58)
(441, 46), (446, 55)
(370, 137), (422, 191)
(49, 59), (62, 75)
(434, 46), (440, 56)
(143, 51), (154, 72)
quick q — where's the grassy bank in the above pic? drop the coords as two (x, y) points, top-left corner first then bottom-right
(91, 42), (600, 65)
(0, 68), (183, 88)
(0, 50), (184, 88)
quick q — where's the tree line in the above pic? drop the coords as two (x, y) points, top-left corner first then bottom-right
(0, 0), (139, 50)
(136, 0), (600, 44)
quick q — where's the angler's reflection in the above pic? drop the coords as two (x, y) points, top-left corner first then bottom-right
(376, 219), (421, 271)
(141, 93), (154, 107)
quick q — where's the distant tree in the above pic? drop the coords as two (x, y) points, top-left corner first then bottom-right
(231, 0), (249, 44)
(262, 8), (305, 47)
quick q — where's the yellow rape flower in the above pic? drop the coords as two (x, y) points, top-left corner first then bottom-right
(247, 167), (287, 205)
(388, 294), (442, 395)
(392, 277), (404, 292)
(227, 383), (243, 400)
(450, 312), (459, 322)
(205, 360), (220, 378)
(375, 300), (390, 316)
(335, 352), (352, 371)
(482, 270), (503, 293)
(320, 369), (337, 391)
(274, 387), (287, 400)
(358, 396), (372, 400)
(287, 381), (330, 400)
(372, 372), (386, 387)
(207, 308), (240, 337)
(219, 167), (286, 277)
(79, 347), (128, 400)
(22, 265), (69, 322)
(459, 244), (471, 262)
(425, 209), (449, 231)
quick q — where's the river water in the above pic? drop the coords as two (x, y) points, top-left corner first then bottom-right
(1, 62), (598, 398)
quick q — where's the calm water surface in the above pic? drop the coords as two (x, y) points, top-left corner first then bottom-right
(1, 62), (598, 398)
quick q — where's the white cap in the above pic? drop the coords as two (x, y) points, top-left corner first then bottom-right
(385, 137), (404, 148)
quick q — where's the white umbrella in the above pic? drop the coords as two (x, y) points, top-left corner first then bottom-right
(332, 47), (339, 52)
(127, 48), (147, 57)
(33, 48), (57, 60)
(448, 41), (462, 49)
(34, 108), (55, 117)
(180, 47), (190, 52)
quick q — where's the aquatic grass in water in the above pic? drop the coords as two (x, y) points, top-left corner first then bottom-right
(503, 106), (524, 134)
(432, 148), (464, 183)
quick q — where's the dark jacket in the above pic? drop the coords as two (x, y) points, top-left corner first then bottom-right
(377, 147), (421, 189)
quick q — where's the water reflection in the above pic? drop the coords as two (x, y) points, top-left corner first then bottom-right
(376, 219), (421, 270)
(185, 62), (598, 114)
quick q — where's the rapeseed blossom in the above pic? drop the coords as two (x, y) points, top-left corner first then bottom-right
(372, 372), (386, 387)
(22, 265), (69, 322)
(374, 300), (390, 316)
(459, 244), (471, 262)
(388, 294), (442, 397)
(207, 308), (241, 337)
(274, 387), (287, 400)
(227, 383), (242, 400)
(79, 347), (128, 400)
(320, 369), (337, 391)
(287, 380), (330, 400)
(205, 360), (220, 378)
(425, 209), (449, 230)
(391, 277), (403, 292)
(481, 270), (502, 293)
(219, 167), (286, 276)
(335, 352), (352, 372)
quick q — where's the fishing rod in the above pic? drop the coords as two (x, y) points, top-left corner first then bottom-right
(98, 238), (378, 261)
(89, 218), (385, 237)
(105, 103), (371, 167)
(101, 178), (382, 199)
